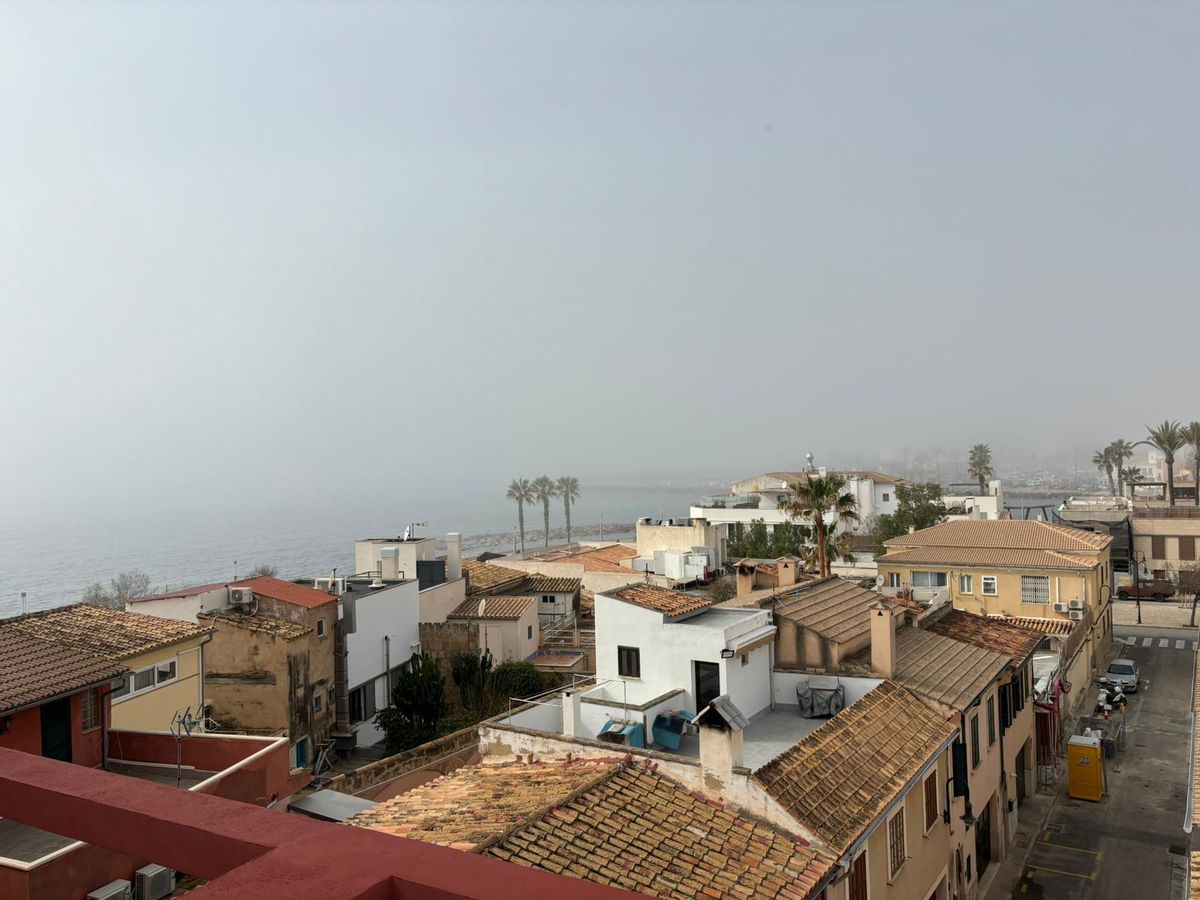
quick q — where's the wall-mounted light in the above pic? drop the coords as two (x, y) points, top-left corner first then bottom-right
(720, 649), (735, 659)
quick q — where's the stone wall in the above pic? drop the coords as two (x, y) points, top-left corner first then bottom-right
(321, 725), (481, 800)
(419, 621), (478, 687)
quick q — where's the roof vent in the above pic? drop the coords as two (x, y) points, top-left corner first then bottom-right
(370, 578), (385, 589)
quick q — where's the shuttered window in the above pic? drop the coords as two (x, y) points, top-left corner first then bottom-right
(1020, 576), (1050, 604)
(1180, 537), (1196, 561)
(1152, 536), (1166, 559)
(617, 646), (641, 678)
(887, 808), (907, 877)
(971, 715), (981, 768)
(923, 770), (939, 832)
(847, 852), (867, 900)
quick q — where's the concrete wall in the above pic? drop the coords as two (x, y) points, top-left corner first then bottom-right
(111, 641), (205, 733)
(354, 538), (438, 579)
(127, 587), (229, 623)
(318, 725), (481, 801)
(345, 582), (420, 691)
(770, 671), (882, 709)
(477, 602), (539, 662)
(1131, 516), (1200, 578)
(0, 689), (112, 768)
(635, 520), (727, 568)
(418, 577), (467, 624)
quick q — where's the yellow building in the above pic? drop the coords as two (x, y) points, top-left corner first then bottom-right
(4, 603), (211, 733)
(878, 520), (1114, 658)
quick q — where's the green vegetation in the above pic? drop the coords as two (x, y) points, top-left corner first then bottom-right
(1146, 420), (1186, 507)
(83, 570), (153, 610)
(506, 478), (535, 553)
(968, 444), (993, 493)
(557, 476), (581, 542)
(531, 476), (560, 548)
(1183, 423), (1200, 507)
(778, 474), (859, 578)
(726, 520), (810, 560)
(872, 483), (947, 549)
(375, 653), (447, 753)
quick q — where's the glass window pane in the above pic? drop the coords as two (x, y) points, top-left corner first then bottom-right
(133, 668), (155, 691)
(156, 661), (177, 684)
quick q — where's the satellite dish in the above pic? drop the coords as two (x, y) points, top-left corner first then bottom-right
(874, 575), (885, 587)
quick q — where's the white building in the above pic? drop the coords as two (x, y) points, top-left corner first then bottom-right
(127, 582), (233, 621)
(942, 480), (1005, 521)
(353, 531), (467, 624)
(691, 469), (905, 536)
(588, 584), (776, 739)
(334, 576), (422, 747)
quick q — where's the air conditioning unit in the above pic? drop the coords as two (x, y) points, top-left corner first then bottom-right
(229, 587), (253, 610)
(134, 865), (175, 900)
(87, 881), (131, 900)
(1068, 610), (1084, 621)
(1068, 599), (1085, 611)
(1053, 602), (1068, 613)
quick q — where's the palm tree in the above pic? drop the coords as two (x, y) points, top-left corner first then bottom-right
(1092, 447), (1115, 493)
(1182, 422), (1200, 507)
(531, 476), (560, 548)
(506, 478), (535, 553)
(1124, 466), (1144, 485)
(1109, 439), (1134, 496)
(778, 474), (859, 578)
(1146, 420), (1186, 507)
(557, 476), (581, 543)
(968, 444), (994, 493)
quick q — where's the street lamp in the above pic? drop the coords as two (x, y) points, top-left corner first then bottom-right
(1131, 550), (1148, 625)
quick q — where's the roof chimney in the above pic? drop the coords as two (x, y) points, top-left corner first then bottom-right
(870, 600), (896, 678)
(735, 560), (756, 598)
(446, 532), (462, 582)
(693, 696), (747, 782)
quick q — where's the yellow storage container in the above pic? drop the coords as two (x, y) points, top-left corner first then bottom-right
(1067, 734), (1105, 802)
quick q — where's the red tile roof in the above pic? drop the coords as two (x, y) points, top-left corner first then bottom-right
(232, 576), (336, 609)
(131, 582), (230, 603)
(448, 596), (534, 620)
(604, 584), (711, 618)
(925, 610), (1044, 665)
(0, 627), (128, 715)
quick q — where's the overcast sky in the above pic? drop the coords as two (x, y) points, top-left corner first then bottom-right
(1, 1), (1196, 521)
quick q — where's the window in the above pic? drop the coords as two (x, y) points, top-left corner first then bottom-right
(294, 738), (308, 769)
(1181, 537), (1196, 561)
(1020, 576), (1050, 604)
(617, 645), (641, 678)
(741, 653), (749, 667)
(923, 770), (938, 832)
(970, 715), (981, 768)
(981, 576), (998, 596)
(883, 493), (890, 502)
(327, 688), (335, 706)
(111, 675), (131, 701)
(527, 625), (533, 640)
(911, 571), (948, 589)
(887, 807), (906, 878)
(81, 689), (100, 732)
(847, 851), (867, 900)
(313, 693), (322, 712)
(959, 574), (973, 594)
(987, 696), (996, 746)
(155, 660), (177, 685)
(1152, 536), (1166, 559)
(316, 618), (326, 637)
(133, 668), (156, 691)
(541, 595), (556, 604)
(348, 683), (377, 723)
(887, 572), (902, 588)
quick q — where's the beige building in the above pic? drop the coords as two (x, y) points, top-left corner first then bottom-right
(1130, 506), (1200, 583)
(199, 576), (337, 769)
(2, 604), (210, 733)
(878, 519), (1114, 665)
(446, 595), (539, 662)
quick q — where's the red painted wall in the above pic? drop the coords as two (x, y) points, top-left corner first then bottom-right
(0, 690), (109, 768)
(109, 731), (297, 806)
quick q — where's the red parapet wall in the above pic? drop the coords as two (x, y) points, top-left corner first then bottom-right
(107, 731), (299, 805)
(0, 748), (629, 899)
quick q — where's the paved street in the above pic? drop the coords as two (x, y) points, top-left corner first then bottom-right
(995, 627), (1194, 899)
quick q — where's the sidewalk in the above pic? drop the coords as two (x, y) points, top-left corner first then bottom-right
(1111, 598), (1199, 629)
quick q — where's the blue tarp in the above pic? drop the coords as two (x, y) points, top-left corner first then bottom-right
(597, 719), (645, 749)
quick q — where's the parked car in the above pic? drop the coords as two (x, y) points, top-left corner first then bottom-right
(1116, 580), (1176, 601)
(1100, 658), (1139, 693)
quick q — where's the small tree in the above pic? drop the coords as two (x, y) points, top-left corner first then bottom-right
(874, 483), (947, 549)
(247, 563), (279, 578)
(84, 570), (153, 610)
(489, 661), (543, 714)
(375, 653), (446, 752)
(1180, 566), (1200, 628)
(451, 649), (494, 713)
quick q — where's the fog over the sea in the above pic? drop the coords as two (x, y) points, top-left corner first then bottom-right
(1, 2), (1196, 524)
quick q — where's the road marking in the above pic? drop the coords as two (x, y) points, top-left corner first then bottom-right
(1125, 636), (1137, 645)
(1036, 840), (1102, 856)
(1143, 637), (1154, 647)
(1177, 640), (1186, 649)
(1027, 864), (1097, 881)
(1159, 638), (1169, 648)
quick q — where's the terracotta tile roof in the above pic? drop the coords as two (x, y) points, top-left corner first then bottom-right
(349, 759), (620, 850)
(604, 584), (711, 618)
(232, 576), (336, 609)
(448, 596), (534, 620)
(0, 626), (128, 714)
(197, 611), (309, 640)
(844, 628), (1009, 711)
(131, 582), (229, 603)
(883, 519), (1110, 552)
(1001, 616), (1075, 637)
(579, 587), (595, 617)
(754, 681), (957, 856)
(925, 610), (1043, 666)
(1191, 852), (1200, 900)
(488, 765), (834, 899)
(3, 604), (210, 661)
(522, 575), (581, 594)
(772, 577), (882, 645)
(877, 545), (1102, 571)
(462, 559), (530, 593)
(555, 544), (638, 574)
